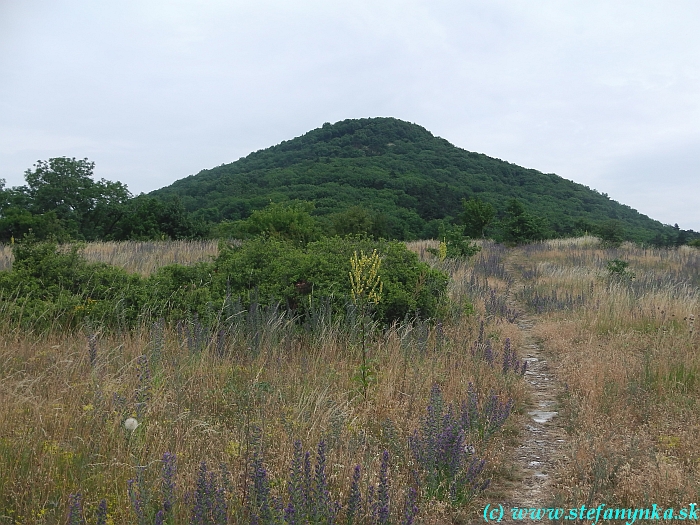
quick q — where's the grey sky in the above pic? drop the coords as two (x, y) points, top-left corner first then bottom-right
(2, 1), (699, 230)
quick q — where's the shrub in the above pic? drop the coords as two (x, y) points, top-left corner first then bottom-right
(0, 240), (145, 331)
(426, 224), (481, 259)
(213, 201), (319, 244)
(501, 199), (549, 245)
(606, 259), (635, 282)
(0, 236), (448, 332)
(213, 236), (448, 324)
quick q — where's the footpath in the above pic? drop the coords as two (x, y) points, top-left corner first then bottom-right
(489, 253), (568, 523)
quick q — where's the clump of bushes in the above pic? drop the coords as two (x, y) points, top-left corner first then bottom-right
(0, 236), (448, 332)
(606, 258), (636, 283)
(212, 236), (447, 324)
(0, 240), (145, 331)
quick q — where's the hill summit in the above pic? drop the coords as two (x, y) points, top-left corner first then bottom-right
(152, 117), (673, 242)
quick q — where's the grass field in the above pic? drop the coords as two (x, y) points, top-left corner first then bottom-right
(0, 239), (527, 524)
(515, 239), (700, 508)
(0, 240), (220, 276)
(0, 238), (698, 523)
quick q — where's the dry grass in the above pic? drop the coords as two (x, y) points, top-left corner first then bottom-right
(0, 241), (527, 523)
(0, 244), (11, 272)
(0, 240), (220, 276)
(514, 239), (700, 508)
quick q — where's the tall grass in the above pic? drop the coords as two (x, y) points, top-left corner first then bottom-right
(0, 240), (220, 276)
(0, 240), (526, 524)
(516, 239), (700, 507)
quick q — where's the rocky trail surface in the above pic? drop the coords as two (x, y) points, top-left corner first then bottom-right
(484, 255), (568, 524)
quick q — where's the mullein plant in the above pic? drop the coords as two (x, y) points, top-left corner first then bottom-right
(349, 250), (383, 400)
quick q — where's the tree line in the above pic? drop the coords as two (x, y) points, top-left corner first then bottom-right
(1, 155), (697, 247)
(0, 158), (206, 243)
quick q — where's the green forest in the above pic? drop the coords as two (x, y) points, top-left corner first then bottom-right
(151, 117), (696, 245)
(1, 117), (697, 246)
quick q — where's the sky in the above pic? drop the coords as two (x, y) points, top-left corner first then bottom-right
(2, 0), (699, 230)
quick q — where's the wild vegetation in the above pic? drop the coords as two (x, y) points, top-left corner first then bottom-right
(0, 238), (528, 523)
(510, 238), (700, 509)
(1, 234), (699, 522)
(4, 119), (697, 246)
(0, 158), (205, 243)
(153, 118), (696, 245)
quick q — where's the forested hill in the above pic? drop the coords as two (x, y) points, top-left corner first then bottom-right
(151, 117), (676, 243)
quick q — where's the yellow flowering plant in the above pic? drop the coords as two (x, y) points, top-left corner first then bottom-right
(349, 249), (383, 306)
(349, 250), (383, 401)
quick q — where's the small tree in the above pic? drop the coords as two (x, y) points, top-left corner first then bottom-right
(501, 199), (548, 245)
(460, 198), (495, 238)
(596, 220), (625, 247)
(23, 157), (130, 235)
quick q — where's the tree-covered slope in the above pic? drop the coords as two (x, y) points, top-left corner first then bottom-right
(151, 117), (675, 242)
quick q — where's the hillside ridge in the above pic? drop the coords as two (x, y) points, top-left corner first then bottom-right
(151, 117), (677, 243)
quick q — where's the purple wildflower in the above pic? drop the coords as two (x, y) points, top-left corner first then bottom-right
(402, 487), (418, 525)
(377, 451), (390, 525)
(161, 452), (177, 514)
(484, 339), (494, 367)
(67, 493), (85, 525)
(346, 465), (362, 525)
(128, 477), (146, 525)
(96, 499), (107, 525)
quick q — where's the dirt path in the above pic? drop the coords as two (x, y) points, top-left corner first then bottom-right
(494, 255), (568, 522)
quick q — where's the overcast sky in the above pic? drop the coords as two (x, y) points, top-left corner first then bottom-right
(2, 1), (699, 230)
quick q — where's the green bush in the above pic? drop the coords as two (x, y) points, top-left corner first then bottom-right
(426, 224), (481, 259)
(596, 220), (625, 248)
(501, 199), (549, 245)
(212, 236), (449, 323)
(0, 240), (145, 331)
(212, 201), (319, 244)
(606, 258), (636, 282)
(0, 236), (449, 332)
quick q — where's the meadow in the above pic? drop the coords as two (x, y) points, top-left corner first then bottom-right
(0, 238), (698, 523)
(514, 239), (700, 508)
(0, 239), (526, 524)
